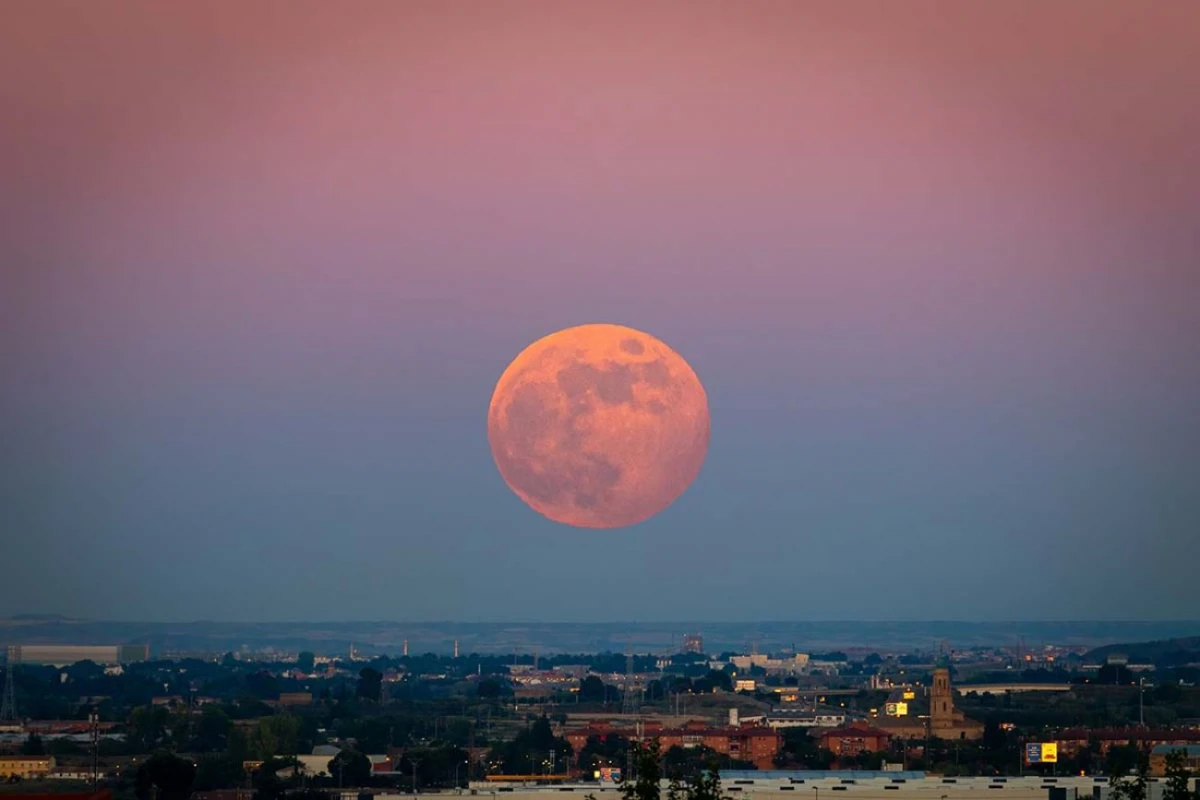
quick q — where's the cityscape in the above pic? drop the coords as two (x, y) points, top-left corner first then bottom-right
(2, 625), (1200, 800)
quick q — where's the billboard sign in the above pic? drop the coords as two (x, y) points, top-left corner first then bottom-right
(598, 767), (623, 783)
(1025, 743), (1058, 764)
(885, 702), (909, 717)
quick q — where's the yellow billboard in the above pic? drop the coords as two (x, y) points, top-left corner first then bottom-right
(902, 691), (915, 700)
(1025, 743), (1057, 764)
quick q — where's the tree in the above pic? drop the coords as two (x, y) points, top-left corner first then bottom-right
(193, 705), (233, 753)
(193, 755), (246, 793)
(1162, 750), (1192, 800)
(398, 745), (471, 789)
(487, 715), (573, 774)
(296, 652), (316, 673)
(622, 741), (662, 800)
(580, 676), (608, 703)
(247, 714), (301, 761)
(328, 749), (372, 787)
(356, 667), (383, 703)
(684, 761), (729, 800)
(982, 720), (1006, 751)
(135, 751), (198, 800)
(130, 706), (172, 751)
(695, 670), (731, 693)
(21, 734), (45, 756)
(665, 745), (722, 780)
(580, 734), (630, 775)
(1130, 751), (1150, 800)
(1110, 748), (1150, 800)
(65, 660), (106, 683)
(620, 743), (728, 800)
(774, 728), (834, 770)
(251, 757), (297, 800)
(245, 671), (280, 700)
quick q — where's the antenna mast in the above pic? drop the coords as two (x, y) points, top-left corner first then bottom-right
(1, 646), (18, 722)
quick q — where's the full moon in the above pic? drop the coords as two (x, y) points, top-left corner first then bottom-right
(487, 324), (710, 529)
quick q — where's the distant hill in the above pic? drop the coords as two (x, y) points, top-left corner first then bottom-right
(1084, 635), (1200, 665)
(2, 619), (1200, 657)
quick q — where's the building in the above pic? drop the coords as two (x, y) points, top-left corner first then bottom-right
(818, 723), (893, 756)
(741, 711), (847, 729)
(928, 667), (983, 739)
(683, 635), (704, 655)
(285, 750), (395, 779)
(875, 666), (983, 741)
(1150, 745), (1200, 777)
(0, 755), (56, 779)
(564, 721), (781, 770)
(1057, 729), (1200, 757)
(3, 792), (111, 800)
(274, 692), (314, 708)
(6, 644), (149, 667)
(729, 654), (809, 676)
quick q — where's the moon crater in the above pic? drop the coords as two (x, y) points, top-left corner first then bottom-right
(487, 324), (710, 529)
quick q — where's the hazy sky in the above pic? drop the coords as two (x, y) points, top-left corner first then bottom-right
(2, 1), (1198, 623)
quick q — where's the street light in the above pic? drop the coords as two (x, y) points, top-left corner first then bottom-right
(454, 760), (469, 792)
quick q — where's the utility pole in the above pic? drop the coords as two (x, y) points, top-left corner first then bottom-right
(90, 709), (100, 789)
(1139, 678), (1145, 727)
(621, 647), (636, 716)
(410, 758), (421, 795)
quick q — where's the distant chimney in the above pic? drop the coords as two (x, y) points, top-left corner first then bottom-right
(729, 708), (739, 728)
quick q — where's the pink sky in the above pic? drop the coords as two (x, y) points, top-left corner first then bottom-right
(1, 1), (1197, 621)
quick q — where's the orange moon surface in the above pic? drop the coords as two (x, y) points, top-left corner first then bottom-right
(487, 324), (710, 529)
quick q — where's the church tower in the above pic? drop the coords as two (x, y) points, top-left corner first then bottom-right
(930, 666), (954, 729)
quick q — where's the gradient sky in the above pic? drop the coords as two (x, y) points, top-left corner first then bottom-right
(2, 1), (1198, 623)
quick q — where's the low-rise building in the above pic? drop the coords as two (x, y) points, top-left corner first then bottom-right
(1150, 744), (1200, 777)
(742, 710), (848, 729)
(0, 755), (57, 779)
(564, 721), (780, 770)
(817, 723), (893, 756)
(1057, 729), (1200, 757)
(7, 644), (148, 667)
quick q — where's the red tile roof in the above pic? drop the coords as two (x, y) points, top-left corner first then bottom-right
(820, 725), (894, 739)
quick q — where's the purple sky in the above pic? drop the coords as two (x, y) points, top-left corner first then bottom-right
(1, 1), (1198, 622)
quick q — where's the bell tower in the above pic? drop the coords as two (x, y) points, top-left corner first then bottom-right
(930, 666), (954, 729)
